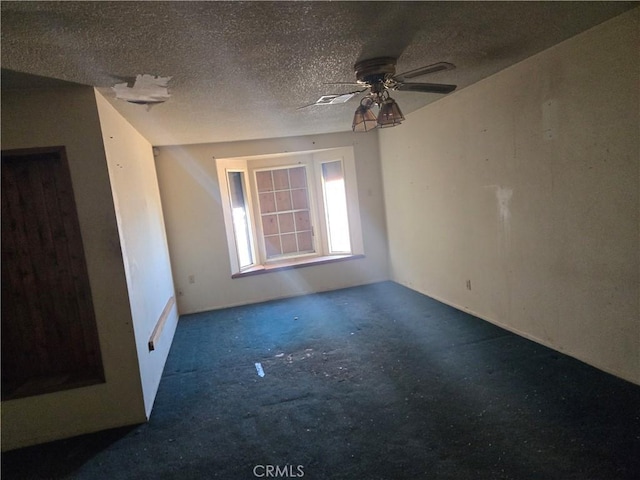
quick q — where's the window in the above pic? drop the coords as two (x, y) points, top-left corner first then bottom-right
(227, 171), (254, 269)
(217, 147), (363, 276)
(256, 166), (314, 260)
(321, 160), (351, 253)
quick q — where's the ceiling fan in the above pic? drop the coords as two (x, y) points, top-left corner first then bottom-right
(302, 57), (457, 132)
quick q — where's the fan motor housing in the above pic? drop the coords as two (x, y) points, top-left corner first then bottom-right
(354, 57), (397, 84)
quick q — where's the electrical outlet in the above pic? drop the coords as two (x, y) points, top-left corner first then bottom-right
(188, 275), (195, 284)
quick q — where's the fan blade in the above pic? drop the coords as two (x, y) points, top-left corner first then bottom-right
(395, 82), (457, 94)
(297, 101), (323, 110)
(297, 91), (364, 109)
(324, 82), (365, 87)
(395, 62), (455, 81)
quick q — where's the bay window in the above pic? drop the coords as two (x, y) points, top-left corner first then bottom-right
(216, 146), (363, 276)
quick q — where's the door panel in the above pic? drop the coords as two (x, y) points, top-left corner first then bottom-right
(1, 147), (104, 400)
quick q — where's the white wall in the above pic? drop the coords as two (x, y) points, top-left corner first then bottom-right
(155, 132), (389, 314)
(95, 92), (178, 417)
(1, 85), (147, 450)
(379, 9), (639, 384)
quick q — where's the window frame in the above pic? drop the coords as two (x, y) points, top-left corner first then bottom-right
(216, 146), (363, 276)
(316, 157), (352, 255)
(250, 162), (320, 264)
(226, 168), (256, 270)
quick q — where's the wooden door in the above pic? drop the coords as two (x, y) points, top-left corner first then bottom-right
(1, 147), (104, 400)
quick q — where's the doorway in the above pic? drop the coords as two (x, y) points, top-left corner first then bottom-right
(1, 146), (104, 400)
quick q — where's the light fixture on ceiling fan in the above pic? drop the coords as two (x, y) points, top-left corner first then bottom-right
(352, 90), (405, 132)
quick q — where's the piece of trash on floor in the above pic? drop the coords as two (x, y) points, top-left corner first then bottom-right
(255, 362), (265, 377)
(275, 353), (285, 358)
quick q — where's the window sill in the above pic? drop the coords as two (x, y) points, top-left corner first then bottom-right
(231, 254), (365, 278)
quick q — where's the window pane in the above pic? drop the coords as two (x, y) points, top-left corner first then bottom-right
(272, 169), (290, 190)
(256, 166), (314, 260)
(294, 210), (311, 230)
(289, 167), (307, 188)
(264, 236), (282, 256)
(227, 171), (254, 268)
(281, 234), (298, 254)
(275, 190), (292, 211)
(256, 171), (273, 192)
(278, 212), (295, 233)
(322, 161), (351, 253)
(258, 192), (276, 213)
(291, 188), (308, 209)
(297, 231), (313, 251)
(262, 215), (279, 235)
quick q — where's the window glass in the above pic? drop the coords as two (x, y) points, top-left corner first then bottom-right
(227, 171), (254, 268)
(321, 161), (351, 253)
(255, 167), (315, 260)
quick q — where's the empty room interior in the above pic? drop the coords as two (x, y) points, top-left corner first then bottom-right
(1, 2), (639, 479)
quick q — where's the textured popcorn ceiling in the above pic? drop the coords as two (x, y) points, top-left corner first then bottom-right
(1, 1), (635, 146)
